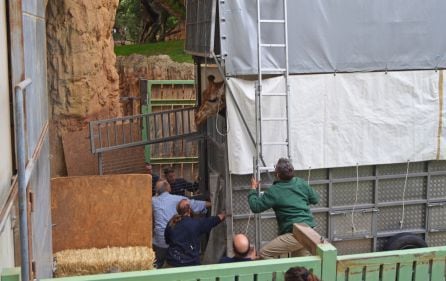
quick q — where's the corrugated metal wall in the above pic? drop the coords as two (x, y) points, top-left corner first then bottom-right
(0, 0), (15, 271)
(7, 0), (53, 278)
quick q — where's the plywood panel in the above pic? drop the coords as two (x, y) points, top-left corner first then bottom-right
(51, 174), (152, 252)
(62, 128), (98, 176)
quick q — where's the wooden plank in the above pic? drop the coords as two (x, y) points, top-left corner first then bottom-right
(397, 262), (413, 281)
(51, 174), (152, 252)
(293, 223), (328, 255)
(431, 257), (446, 281)
(381, 263), (397, 281)
(414, 260), (430, 281)
(257, 273), (272, 281)
(274, 271), (285, 281)
(238, 274), (254, 281)
(364, 265), (380, 281)
(347, 266), (363, 281)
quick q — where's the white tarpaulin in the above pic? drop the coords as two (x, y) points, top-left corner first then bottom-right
(219, 0), (446, 75)
(227, 70), (445, 174)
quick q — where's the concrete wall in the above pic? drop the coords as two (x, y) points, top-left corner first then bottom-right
(0, 0), (15, 272)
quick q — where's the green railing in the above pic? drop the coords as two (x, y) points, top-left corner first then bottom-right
(3, 244), (446, 281)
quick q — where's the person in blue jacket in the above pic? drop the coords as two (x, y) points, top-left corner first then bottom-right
(164, 199), (225, 267)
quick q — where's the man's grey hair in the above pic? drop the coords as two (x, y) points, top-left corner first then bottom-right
(155, 180), (170, 195)
(275, 158), (294, 180)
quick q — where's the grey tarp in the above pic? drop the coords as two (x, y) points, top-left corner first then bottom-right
(219, 0), (446, 75)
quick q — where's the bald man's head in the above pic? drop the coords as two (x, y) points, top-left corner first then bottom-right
(177, 199), (191, 216)
(233, 234), (250, 257)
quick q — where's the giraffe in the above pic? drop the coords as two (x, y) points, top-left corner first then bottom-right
(195, 75), (225, 126)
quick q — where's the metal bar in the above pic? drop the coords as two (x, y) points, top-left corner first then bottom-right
(151, 99), (196, 106)
(24, 122), (49, 185)
(259, 19), (285, 23)
(89, 121), (95, 153)
(98, 152), (103, 175)
(167, 111), (171, 137)
(93, 132), (202, 153)
(15, 78), (32, 281)
(98, 124), (102, 149)
(284, 0), (291, 160)
(161, 112), (166, 138)
(129, 120), (133, 142)
(114, 123), (118, 146)
(122, 121), (126, 144)
(175, 112), (179, 136)
(0, 176), (18, 233)
(106, 123), (111, 147)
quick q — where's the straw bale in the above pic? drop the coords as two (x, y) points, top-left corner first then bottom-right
(54, 246), (155, 277)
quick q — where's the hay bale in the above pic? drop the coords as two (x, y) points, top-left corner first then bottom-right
(54, 246), (155, 277)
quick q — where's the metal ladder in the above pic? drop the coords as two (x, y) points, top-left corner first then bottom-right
(254, 0), (291, 250)
(255, 0), (291, 175)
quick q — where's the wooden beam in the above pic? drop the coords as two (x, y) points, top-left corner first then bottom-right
(293, 223), (329, 255)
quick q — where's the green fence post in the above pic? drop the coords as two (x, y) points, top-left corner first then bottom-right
(317, 243), (337, 281)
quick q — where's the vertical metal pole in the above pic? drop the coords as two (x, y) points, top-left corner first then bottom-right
(15, 79), (32, 281)
(255, 0), (263, 254)
(283, 0), (291, 161)
(98, 152), (103, 175)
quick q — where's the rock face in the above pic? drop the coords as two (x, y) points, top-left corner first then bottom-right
(116, 54), (194, 115)
(46, 0), (120, 176)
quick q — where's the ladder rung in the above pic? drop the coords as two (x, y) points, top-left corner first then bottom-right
(263, 141), (288, 145)
(260, 19), (285, 24)
(261, 68), (286, 72)
(259, 166), (275, 171)
(260, 43), (286, 48)
(261, 92), (286, 96)
(261, 117), (287, 121)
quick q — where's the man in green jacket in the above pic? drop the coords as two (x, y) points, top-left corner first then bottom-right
(249, 158), (320, 258)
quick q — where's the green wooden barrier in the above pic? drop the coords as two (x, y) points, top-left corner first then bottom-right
(5, 245), (446, 281)
(336, 246), (446, 281)
(44, 256), (321, 281)
(0, 268), (20, 281)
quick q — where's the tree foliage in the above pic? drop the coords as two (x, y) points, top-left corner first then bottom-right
(114, 0), (186, 44)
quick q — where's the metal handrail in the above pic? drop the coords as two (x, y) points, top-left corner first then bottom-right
(89, 106), (200, 154)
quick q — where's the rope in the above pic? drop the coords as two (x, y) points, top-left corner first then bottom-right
(400, 160), (410, 229)
(351, 163), (359, 233)
(245, 210), (253, 235)
(215, 94), (229, 136)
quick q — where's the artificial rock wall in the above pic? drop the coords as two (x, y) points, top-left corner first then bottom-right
(46, 0), (120, 176)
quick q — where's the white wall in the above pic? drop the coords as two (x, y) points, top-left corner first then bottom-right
(0, 0), (15, 271)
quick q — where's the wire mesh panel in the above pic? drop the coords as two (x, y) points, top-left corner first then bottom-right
(427, 232), (446, 247)
(377, 204), (426, 232)
(428, 204), (446, 231)
(185, 0), (216, 56)
(331, 210), (373, 240)
(227, 161), (446, 255)
(313, 212), (328, 238)
(429, 175), (446, 199)
(378, 177), (427, 202)
(333, 239), (373, 255)
(332, 181), (374, 207)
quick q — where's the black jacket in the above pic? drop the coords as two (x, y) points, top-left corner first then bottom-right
(165, 216), (222, 266)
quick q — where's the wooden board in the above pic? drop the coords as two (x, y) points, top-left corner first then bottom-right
(51, 174), (152, 252)
(293, 223), (329, 255)
(62, 128), (98, 176)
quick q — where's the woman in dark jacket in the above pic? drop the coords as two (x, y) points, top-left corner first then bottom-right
(164, 199), (225, 267)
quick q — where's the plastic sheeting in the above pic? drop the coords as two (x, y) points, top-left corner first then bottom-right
(227, 70), (446, 174)
(219, 0), (446, 75)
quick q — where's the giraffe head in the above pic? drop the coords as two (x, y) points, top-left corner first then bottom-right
(195, 75), (225, 126)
